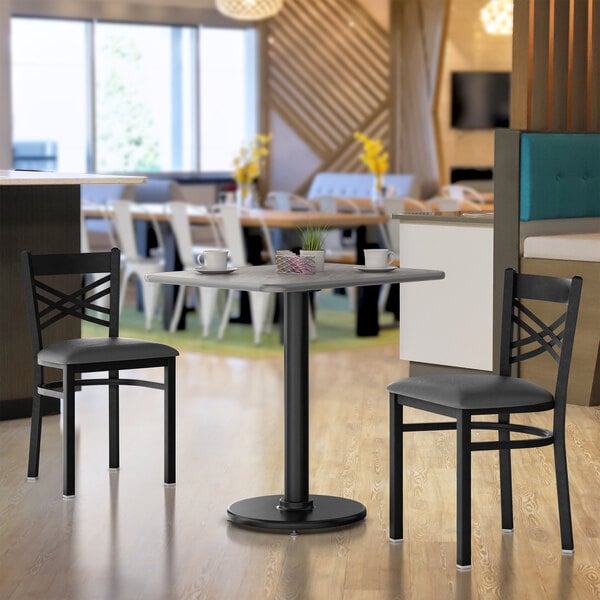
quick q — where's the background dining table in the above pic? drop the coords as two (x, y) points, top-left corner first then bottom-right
(83, 203), (391, 336)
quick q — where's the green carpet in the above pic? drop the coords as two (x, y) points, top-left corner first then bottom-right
(82, 290), (399, 358)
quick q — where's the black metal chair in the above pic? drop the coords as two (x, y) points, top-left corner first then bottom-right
(388, 268), (583, 569)
(22, 247), (178, 497)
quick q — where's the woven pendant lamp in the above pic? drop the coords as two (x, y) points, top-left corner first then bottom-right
(480, 0), (513, 35)
(216, 0), (284, 21)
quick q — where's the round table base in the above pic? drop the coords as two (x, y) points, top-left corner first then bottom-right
(227, 494), (367, 531)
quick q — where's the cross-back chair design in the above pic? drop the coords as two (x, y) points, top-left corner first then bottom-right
(22, 248), (178, 498)
(387, 268), (582, 569)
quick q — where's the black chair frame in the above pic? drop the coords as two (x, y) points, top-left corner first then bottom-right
(389, 268), (582, 569)
(22, 248), (177, 497)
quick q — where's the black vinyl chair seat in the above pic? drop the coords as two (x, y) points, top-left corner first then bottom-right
(388, 268), (583, 570)
(22, 247), (178, 498)
(38, 337), (178, 367)
(388, 374), (554, 414)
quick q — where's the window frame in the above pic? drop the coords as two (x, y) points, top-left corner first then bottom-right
(10, 11), (259, 176)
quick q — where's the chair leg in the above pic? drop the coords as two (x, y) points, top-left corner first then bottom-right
(554, 433), (574, 553)
(389, 396), (403, 542)
(249, 291), (271, 345)
(142, 278), (160, 331)
(27, 385), (43, 480)
(217, 290), (235, 340)
(498, 411), (514, 531)
(108, 370), (119, 470)
(456, 413), (472, 569)
(164, 358), (176, 486)
(200, 287), (219, 338)
(169, 286), (187, 333)
(119, 269), (131, 316)
(63, 367), (76, 497)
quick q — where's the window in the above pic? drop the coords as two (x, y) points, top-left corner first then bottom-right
(11, 18), (256, 174)
(11, 18), (89, 172)
(95, 23), (197, 172)
(200, 28), (257, 172)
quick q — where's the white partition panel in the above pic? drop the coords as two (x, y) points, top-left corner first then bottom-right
(399, 220), (493, 371)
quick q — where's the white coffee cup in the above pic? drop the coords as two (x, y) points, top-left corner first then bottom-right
(197, 249), (229, 270)
(364, 248), (394, 269)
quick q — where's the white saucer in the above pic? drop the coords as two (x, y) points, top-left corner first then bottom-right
(354, 265), (397, 273)
(194, 266), (237, 275)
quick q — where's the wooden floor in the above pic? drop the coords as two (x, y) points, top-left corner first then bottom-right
(2, 345), (600, 599)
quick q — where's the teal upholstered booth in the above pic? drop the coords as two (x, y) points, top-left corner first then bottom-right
(494, 130), (600, 406)
(519, 133), (600, 221)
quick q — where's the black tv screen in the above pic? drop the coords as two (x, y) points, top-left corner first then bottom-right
(451, 71), (510, 129)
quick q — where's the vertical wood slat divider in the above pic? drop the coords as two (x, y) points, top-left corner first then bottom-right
(590, 0), (600, 130)
(530, 0), (550, 131)
(511, 0), (600, 133)
(550, 0), (570, 130)
(570, 0), (589, 130)
(547, 0), (555, 130)
(510, 0), (531, 129)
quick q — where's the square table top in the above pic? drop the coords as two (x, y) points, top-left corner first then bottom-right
(145, 263), (445, 293)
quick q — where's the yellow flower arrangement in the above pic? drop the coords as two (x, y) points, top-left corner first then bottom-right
(353, 131), (389, 192)
(233, 134), (272, 200)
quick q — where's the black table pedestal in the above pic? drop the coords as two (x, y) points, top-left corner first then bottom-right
(227, 494), (366, 531)
(227, 291), (367, 532)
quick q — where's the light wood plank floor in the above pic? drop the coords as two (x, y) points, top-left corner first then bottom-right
(1, 345), (600, 599)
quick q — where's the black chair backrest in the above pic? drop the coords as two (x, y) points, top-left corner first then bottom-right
(499, 268), (582, 406)
(21, 248), (121, 353)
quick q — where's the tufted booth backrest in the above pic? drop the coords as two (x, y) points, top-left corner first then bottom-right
(520, 133), (600, 221)
(307, 172), (421, 200)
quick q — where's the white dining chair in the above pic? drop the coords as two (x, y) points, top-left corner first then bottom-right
(111, 200), (165, 330)
(440, 184), (486, 204)
(167, 201), (226, 337)
(265, 191), (313, 211)
(214, 205), (276, 344)
(427, 196), (483, 212)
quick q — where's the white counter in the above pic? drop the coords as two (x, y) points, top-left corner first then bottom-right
(396, 213), (494, 372)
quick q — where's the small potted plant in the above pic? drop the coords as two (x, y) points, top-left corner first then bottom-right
(299, 224), (329, 272)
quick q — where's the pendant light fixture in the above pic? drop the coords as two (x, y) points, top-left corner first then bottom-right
(480, 0), (513, 35)
(216, 0), (284, 21)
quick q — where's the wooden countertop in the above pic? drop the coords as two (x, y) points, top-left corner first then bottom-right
(393, 211), (494, 224)
(0, 170), (146, 186)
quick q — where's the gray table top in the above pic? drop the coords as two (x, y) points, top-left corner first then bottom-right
(146, 263), (444, 293)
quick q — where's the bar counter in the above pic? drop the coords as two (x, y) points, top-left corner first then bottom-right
(0, 171), (144, 419)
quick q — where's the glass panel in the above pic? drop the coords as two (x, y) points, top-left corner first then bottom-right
(95, 22), (196, 172)
(11, 18), (89, 172)
(200, 28), (256, 172)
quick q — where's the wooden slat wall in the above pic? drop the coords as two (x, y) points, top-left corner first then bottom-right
(264, 0), (391, 195)
(512, 0), (600, 132)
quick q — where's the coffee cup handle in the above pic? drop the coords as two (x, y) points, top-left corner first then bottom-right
(387, 250), (395, 265)
(196, 253), (205, 266)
